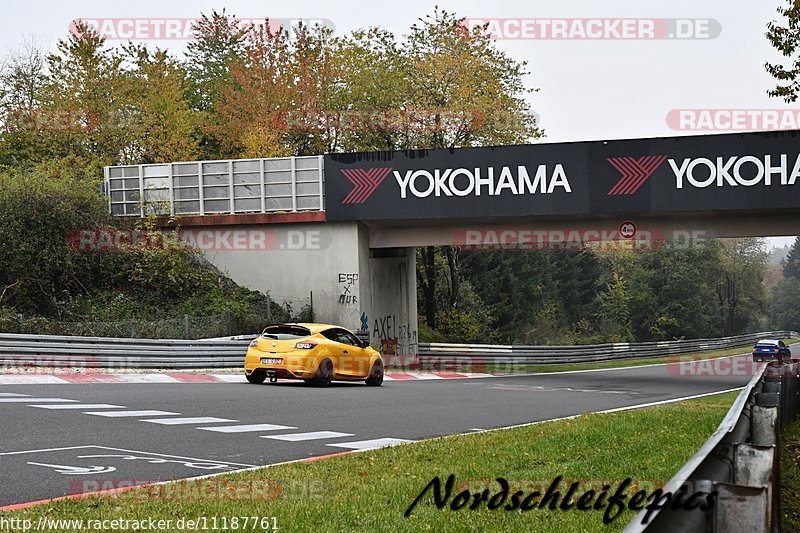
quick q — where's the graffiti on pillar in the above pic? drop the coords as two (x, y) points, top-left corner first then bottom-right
(373, 314), (418, 357)
(380, 338), (398, 356)
(338, 273), (359, 306)
(338, 273), (360, 330)
(360, 312), (369, 331)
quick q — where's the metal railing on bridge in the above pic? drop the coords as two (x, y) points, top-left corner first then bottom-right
(105, 156), (325, 217)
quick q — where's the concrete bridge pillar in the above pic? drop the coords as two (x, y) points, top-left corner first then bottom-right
(182, 220), (418, 357)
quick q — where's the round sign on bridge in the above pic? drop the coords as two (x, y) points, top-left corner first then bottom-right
(619, 221), (637, 239)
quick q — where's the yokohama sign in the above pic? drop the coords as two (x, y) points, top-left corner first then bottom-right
(324, 130), (800, 221)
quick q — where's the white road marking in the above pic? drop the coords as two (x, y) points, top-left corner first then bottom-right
(0, 393), (28, 397)
(0, 376), (69, 384)
(27, 462), (116, 475)
(3, 386), (740, 507)
(114, 374), (182, 383)
(197, 424), (296, 433)
(142, 417), (236, 425)
(0, 398), (77, 403)
(86, 410), (180, 417)
(488, 384), (631, 394)
(262, 431), (353, 442)
(327, 438), (414, 450)
(30, 404), (126, 410)
(0, 445), (253, 467)
(596, 388), (744, 414)
(453, 389), (744, 437)
(211, 375), (246, 383)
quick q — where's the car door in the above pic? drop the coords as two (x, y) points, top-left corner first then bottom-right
(335, 329), (368, 377)
(320, 328), (345, 371)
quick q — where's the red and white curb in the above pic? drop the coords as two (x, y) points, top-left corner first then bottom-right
(0, 371), (501, 385)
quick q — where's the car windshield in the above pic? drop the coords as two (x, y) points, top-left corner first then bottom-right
(755, 341), (779, 347)
(261, 325), (311, 340)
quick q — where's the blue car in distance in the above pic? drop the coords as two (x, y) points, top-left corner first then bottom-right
(752, 339), (794, 363)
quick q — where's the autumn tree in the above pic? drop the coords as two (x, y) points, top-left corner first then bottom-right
(0, 39), (48, 165)
(185, 9), (250, 112)
(121, 44), (198, 163)
(185, 10), (251, 158)
(766, 0), (800, 101)
(205, 21), (337, 158)
(40, 21), (128, 179)
(405, 9), (541, 329)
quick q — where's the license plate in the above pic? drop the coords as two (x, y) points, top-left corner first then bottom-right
(261, 358), (282, 365)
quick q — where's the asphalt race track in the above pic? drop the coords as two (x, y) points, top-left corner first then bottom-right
(0, 354), (754, 507)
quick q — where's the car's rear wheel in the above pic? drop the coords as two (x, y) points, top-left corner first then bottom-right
(365, 360), (384, 387)
(246, 371), (266, 384)
(308, 359), (333, 387)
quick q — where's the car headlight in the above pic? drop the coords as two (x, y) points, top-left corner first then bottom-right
(249, 339), (259, 348)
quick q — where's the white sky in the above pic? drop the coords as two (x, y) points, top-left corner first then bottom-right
(2, 0), (797, 246)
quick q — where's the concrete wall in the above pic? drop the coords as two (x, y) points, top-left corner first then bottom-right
(188, 221), (417, 353)
(367, 249), (418, 359)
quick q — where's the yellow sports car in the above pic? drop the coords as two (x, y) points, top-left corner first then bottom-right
(244, 323), (384, 387)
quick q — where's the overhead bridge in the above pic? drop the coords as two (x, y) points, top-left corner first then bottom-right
(104, 130), (800, 353)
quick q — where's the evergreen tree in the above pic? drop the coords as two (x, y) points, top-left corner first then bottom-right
(784, 237), (800, 279)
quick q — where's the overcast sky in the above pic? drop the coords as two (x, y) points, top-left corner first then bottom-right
(3, 0), (797, 246)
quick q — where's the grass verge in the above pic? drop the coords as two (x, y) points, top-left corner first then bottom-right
(3, 391), (740, 532)
(782, 418), (800, 530)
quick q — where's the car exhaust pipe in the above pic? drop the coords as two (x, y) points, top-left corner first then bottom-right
(266, 370), (277, 383)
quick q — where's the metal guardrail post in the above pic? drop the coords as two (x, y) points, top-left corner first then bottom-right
(630, 359), (800, 533)
(752, 398), (778, 447)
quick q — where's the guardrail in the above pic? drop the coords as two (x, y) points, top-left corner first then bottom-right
(0, 331), (796, 370)
(416, 331), (800, 368)
(0, 333), (251, 369)
(624, 360), (799, 532)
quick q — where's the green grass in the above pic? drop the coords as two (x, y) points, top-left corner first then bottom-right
(433, 339), (800, 375)
(782, 418), (800, 530)
(3, 392), (740, 532)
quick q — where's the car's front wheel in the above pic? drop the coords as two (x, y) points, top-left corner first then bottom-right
(246, 371), (266, 384)
(365, 360), (384, 387)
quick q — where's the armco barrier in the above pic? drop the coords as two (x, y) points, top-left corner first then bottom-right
(624, 361), (799, 532)
(0, 331), (796, 370)
(0, 333), (254, 369)
(416, 331), (800, 368)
